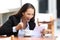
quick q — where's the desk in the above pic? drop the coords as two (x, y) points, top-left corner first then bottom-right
(0, 36), (56, 40)
(17, 37), (56, 40)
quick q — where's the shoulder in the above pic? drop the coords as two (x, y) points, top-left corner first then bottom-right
(9, 15), (16, 19)
(9, 15), (20, 20)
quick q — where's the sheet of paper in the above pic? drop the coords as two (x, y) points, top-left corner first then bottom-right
(0, 37), (11, 40)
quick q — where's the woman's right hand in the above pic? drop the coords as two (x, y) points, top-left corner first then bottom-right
(16, 22), (24, 30)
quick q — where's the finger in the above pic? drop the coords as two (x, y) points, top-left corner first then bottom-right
(19, 22), (24, 29)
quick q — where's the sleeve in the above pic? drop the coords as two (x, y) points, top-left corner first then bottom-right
(13, 26), (17, 32)
(0, 16), (18, 36)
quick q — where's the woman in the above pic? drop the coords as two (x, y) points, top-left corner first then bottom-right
(0, 3), (36, 36)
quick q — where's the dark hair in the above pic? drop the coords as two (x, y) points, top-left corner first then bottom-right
(15, 3), (35, 22)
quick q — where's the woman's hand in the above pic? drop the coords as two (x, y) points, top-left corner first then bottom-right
(16, 22), (24, 30)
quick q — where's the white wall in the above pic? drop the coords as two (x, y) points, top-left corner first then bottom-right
(0, 0), (21, 13)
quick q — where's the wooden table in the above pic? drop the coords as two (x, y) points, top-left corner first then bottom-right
(15, 37), (56, 40)
(0, 36), (56, 40)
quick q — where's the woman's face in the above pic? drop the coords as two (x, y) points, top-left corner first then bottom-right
(22, 8), (34, 22)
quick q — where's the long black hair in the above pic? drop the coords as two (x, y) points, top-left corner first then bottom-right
(15, 3), (35, 22)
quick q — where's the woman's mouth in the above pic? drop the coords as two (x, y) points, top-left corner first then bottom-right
(27, 18), (30, 22)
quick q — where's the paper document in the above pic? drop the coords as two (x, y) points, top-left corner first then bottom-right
(0, 37), (11, 40)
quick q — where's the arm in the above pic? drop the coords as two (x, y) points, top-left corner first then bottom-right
(0, 16), (18, 36)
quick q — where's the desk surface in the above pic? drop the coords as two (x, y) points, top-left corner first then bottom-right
(16, 37), (56, 40)
(0, 36), (56, 40)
